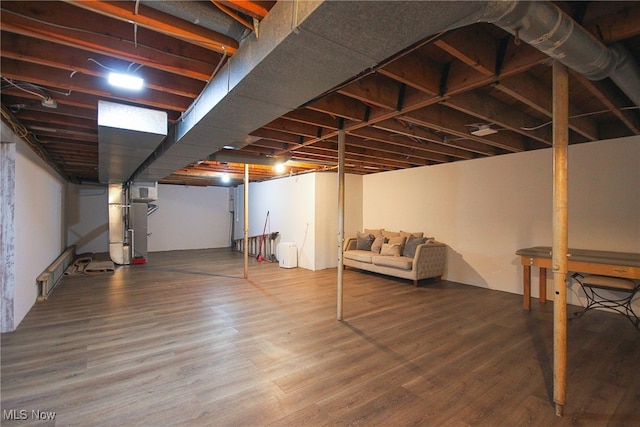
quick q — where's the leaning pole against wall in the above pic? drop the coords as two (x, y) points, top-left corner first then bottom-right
(552, 60), (569, 417)
(337, 127), (346, 321)
(244, 163), (249, 279)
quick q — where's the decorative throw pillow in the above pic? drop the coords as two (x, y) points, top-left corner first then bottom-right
(356, 231), (375, 251)
(387, 235), (407, 253)
(364, 228), (383, 236)
(370, 233), (386, 254)
(380, 243), (402, 256)
(402, 235), (427, 258)
(382, 230), (401, 240)
(400, 231), (424, 239)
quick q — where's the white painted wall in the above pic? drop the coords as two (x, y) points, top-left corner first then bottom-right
(363, 136), (640, 307)
(66, 184), (109, 254)
(67, 183), (232, 255)
(235, 173), (317, 269)
(13, 133), (66, 328)
(234, 172), (363, 271)
(148, 184), (232, 251)
(315, 173), (363, 270)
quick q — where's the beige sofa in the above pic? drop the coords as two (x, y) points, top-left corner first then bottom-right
(343, 229), (446, 286)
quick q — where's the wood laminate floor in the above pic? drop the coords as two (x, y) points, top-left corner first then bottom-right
(2, 248), (639, 426)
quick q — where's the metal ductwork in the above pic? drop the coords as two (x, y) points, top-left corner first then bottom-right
(134, 0), (489, 183)
(132, 0), (640, 185)
(208, 150), (291, 166)
(98, 101), (167, 184)
(141, 0), (250, 43)
(472, 1), (640, 106)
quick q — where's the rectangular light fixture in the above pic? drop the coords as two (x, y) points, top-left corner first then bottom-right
(108, 72), (144, 90)
(470, 124), (498, 137)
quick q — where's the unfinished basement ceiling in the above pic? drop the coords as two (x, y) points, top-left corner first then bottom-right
(1, 1), (639, 187)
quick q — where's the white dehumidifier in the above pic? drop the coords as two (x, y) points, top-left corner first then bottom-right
(278, 242), (297, 268)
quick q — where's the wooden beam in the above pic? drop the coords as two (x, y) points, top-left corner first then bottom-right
(212, 1), (254, 31)
(493, 74), (600, 140)
(0, 8), (215, 81)
(64, 0), (238, 54)
(571, 73), (640, 135)
(583, 2), (640, 43)
(306, 93), (369, 122)
(1, 59), (192, 113)
(403, 105), (527, 153)
(216, 1), (273, 20)
(338, 73), (404, 110)
(1, 32), (206, 98)
(444, 91), (553, 145)
(434, 26), (497, 76)
(378, 54), (441, 95)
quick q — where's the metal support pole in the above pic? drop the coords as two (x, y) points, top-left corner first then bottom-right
(337, 127), (345, 320)
(244, 163), (249, 279)
(552, 60), (569, 417)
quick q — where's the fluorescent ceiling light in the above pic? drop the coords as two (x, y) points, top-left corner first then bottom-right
(108, 72), (144, 90)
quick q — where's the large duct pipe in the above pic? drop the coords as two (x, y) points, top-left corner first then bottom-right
(472, 1), (640, 106)
(142, 0), (250, 42)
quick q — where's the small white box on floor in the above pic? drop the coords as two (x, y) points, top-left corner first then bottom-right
(278, 242), (297, 268)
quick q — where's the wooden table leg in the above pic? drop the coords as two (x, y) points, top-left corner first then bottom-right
(539, 267), (547, 304)
(523, 265), (531, 311)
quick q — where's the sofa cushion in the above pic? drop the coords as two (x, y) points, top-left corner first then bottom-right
(372, 255), (413, 270)
(370, 233), (386, 254)
(403, 235), (427, 258)
(365, 228), (383, 236)
(400, 231), (424, 239)
(380, 243), (402, 256)
(344, 250), (374, 263)
(382, 230), (401, 240)
(356, 231), (375, 250)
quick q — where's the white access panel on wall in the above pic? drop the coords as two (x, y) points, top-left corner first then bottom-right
(278, 242), (297, 268)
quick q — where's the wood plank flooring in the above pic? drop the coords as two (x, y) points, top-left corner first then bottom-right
(2, 248), (639, 426)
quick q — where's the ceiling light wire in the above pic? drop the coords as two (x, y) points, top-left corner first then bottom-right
(209, 47), (228, 82)
(87, 58), (119, 73)
(89, 58), (143, 76)
(128, 63), (144, 73)
(2, 77), (48, 101)
(133, 0), (140, 47)
(520, 106), (640, 131)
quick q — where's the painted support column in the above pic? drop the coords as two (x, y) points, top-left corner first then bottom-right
(552, 60), (569, 417)
(1, 139), (16, 332)
(244, 164), (249, 279)
(337, 127), (345, 320)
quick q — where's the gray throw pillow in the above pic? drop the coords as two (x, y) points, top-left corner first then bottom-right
(402, 235), (427, 258)
(370, 233), (386, 253)
(356, 231), (375, 251)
